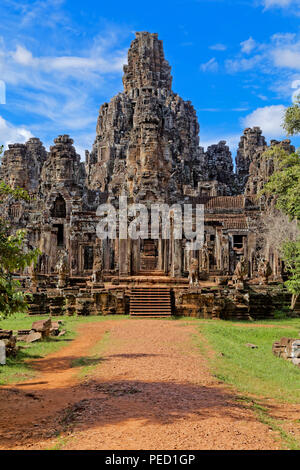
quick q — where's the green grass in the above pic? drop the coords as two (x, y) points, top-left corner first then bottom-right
(0, 313), (127, 385)
(194, 318), (300, 403)
(71, 330), (111, 379)
(189, 316), (300, 450)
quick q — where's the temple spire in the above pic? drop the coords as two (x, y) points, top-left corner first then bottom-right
(122, 32), (172, 95)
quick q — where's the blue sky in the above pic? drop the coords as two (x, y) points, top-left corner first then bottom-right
(0, 0), (300, 159)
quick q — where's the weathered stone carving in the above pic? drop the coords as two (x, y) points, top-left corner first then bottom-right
(189, 258), (199, 287)
(92, 245), (103, 284)
(233, 257), (248, 284)
(258, 258), (272, 285)
(29, 263), (39, 292)
(55, 250), (69, 289)
(200, 243), (209, 273)
(86, 32), (205, 204)
(0, 138), (47, 192)
(235, 127), (267, 192)
(0, 31), (294, 319)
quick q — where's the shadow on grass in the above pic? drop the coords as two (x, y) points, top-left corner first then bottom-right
(106, 353), (162, 359)
(0, 335), (75, 385)
(71, 356), (105, 368)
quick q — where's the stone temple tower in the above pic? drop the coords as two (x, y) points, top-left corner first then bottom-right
(0, 139), (47, 192)
(86, 32), (203, 204)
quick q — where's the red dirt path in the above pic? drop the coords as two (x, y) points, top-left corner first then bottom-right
(0, 319), (280, 450)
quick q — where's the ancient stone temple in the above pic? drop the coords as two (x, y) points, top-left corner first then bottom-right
(0, 32), (295, 319)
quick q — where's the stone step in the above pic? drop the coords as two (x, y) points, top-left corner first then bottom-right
(130, 287), (172, 317)
(130, 301), (171, 304)
(131, 295), (170, 298)
(137, 271), (165, 276)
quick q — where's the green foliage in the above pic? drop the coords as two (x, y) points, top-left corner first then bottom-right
(282, 239), (300, 300)
(0, 226), (39, 316)
(273, 306), (292, 319)
(0, 146), (39, 317)
(0, 181), (30, 202)
(283, 97), (300, 136)
(261, 145), (300, 304)
(261, 147), (300, 221)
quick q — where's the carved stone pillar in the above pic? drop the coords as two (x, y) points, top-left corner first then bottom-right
(119, 239), (128, 276)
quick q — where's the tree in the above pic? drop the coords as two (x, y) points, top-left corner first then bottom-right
(261, 104), (300, 309)
(0, 146), (39, 317)
(256, 207), (298, 259)
(283, 96), (300, 136)
(261, 146), (300, 221)
(282, 240), (300, 310)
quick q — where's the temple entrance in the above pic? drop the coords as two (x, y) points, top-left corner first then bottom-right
(139, 239), (159, 272)
(51, 195), (66, 218)
(53, 223), (64, 247)
(83, 246), (94, 271)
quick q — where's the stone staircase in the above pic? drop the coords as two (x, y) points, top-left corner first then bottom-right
(130, 287), (172, 317)
(137, 270), (165, 276)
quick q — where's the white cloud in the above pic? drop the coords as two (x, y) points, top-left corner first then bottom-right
(6, 0), (69, 29)
(12, 45), (35, 66)
(200, 58), (219, 73)
(271, 33), (296, 44)
(258, 94), (268, 101)
(0, 27), (130, 155)
(225, 55), (262, 73)
(241, 37), (257, 54)
(0, 3), (134, 157)
(225, 32), (300, 88)
(0, 115), (33, 148)
(263, 0), (295, 7)
(272, 46), (300, 70)
(209, 43), (227, 51)
(262, 0), (300, 14)
(10, 43), (126, 77)
(0, 80), (5, 104)
(242, 105), (286, 137)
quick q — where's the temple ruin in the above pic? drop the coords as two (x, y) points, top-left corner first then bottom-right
(0, 32), (296, 319)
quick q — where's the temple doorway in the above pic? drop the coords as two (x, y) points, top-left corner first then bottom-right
(139, 239), (158, 272)
(51, 195), (66, 218)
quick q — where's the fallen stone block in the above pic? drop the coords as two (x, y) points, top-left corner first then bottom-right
(0, 330), (13, 340)
(26, 331), (42, 343)
(31, 318), (52, 338)
(272, 337), (300, 367)
(17, 329), (32, 341)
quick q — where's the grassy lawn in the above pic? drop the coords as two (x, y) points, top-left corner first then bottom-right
(188, 316), (300, 449)
(0, 313), (127, 385)
(194, 317), (300, 403)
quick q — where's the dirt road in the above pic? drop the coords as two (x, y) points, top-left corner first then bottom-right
(0, 319), (279, 450)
